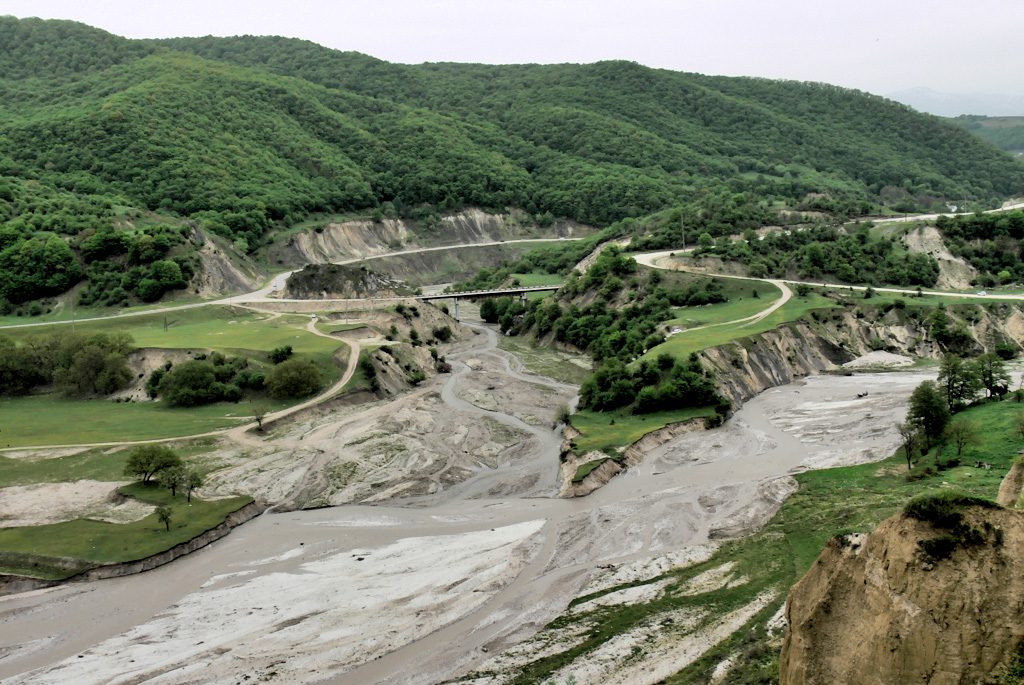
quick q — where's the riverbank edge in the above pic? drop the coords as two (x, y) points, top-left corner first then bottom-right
(0, 499), (264, 596)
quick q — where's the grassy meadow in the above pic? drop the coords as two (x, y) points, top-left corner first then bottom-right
(0, 482), (252, 579)
(0, 306), (351, 447)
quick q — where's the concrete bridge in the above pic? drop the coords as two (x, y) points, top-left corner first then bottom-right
(417, 285), (561, 320)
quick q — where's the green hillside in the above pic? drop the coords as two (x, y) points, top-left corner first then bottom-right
(1, 16), (1023, 310)
(951, 115), (1024, 154)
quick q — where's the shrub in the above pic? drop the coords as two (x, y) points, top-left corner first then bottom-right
(269, 345), (293, 364)
(903, 491), (997, 527)
(266, 358), (322, 399)
(157, 360), (224, 406)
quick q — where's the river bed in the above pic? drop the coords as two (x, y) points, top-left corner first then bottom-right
(0, 345), (939, 684)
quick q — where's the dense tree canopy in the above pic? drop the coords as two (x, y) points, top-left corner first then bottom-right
(935, 210), (1024, 286)
(2, 16), (1022, 308)
(0, 331), (133, 397)
(698, 225), (940, 287)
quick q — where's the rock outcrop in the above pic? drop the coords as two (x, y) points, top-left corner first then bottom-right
(700, 303), (1024, 409)
(264, 209), (588, 269)
(700, 321), (853, 407)
(284, 263), (412, 299)
(780, 503), (1024, 685)
(903, 225), (979, 290)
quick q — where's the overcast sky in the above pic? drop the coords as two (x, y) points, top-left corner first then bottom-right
(4, 0), (1023, 104)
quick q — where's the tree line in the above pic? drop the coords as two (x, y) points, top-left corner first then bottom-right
(0, 331), (133, 397)
(697, 224), (940, 287)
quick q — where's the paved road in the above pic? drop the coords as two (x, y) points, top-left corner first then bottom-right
(864, 200), (1024, 225)
(634, 249), (1024, 303)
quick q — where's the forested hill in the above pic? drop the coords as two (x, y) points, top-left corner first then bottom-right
(1, 16), (1023, 309)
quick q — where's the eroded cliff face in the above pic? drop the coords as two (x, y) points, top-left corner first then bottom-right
(264, 209), (588, 269)
(700, 303), (1024, 408)
(699, 321), (852, 407)
(780, 506), (1024, 685)
(283, 263), (410, 299)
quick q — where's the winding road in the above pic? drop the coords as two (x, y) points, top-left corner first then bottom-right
(634, 249), (1024, 303)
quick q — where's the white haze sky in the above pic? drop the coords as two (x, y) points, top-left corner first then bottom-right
(3, 0), (1023, 99)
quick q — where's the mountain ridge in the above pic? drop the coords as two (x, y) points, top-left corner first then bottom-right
(0, 16), (1023, 309)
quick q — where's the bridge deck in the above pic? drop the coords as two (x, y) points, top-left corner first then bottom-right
(417, 285), (560, 301)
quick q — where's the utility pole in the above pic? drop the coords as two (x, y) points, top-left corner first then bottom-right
(681, 214), (686, 251)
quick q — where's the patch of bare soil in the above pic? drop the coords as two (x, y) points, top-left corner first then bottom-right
(113, 348), (193, 402)
(548, 591), (777, 685)
(842, 351), (914, 369)
(458, 355), (565, 426)
(903, 225), (978, 289)
(0, 481), (148, 527)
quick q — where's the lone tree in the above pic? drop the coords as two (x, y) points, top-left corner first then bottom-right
(972, 352), (1010, 399)
(252, 403), (270, 431)
(896, 421), (918, 473)
(186, 469), (204, 503)
(163, 465), (187, 497)
(945, 418), (981, 457)
(937, 354), (981, 413)
(156, 506), (172, 532)
(908, 380), (950, 451)
(124, 445), (182, 483)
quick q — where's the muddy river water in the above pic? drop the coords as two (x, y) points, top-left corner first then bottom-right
(0, 327), (939, 684)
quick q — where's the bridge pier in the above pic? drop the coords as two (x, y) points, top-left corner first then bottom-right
(453, 298), (460, 321)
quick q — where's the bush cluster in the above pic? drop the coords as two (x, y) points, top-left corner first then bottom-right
(149, 352), (265, 407)
(0, 331), (133, 397)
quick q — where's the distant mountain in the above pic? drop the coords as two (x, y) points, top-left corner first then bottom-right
(1, 16), (1023, 308)
(888, 87), (1024, 118)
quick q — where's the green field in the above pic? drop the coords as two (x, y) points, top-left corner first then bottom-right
(570, 405), (717, 454)
(0, 440), (219, 488)
(510, 272), (566, 287)
(0, 396), (258, 448)
(0, 482), (252, 579)
(645, 292), (837, 360)
(665, 279), (782, 329)
(572, 457), (610, 483)
(509, 398), (1024, 684)
(0, 307), (351, 447)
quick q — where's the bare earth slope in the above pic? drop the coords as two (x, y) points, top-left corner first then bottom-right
(781, 505), (1024, 685)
